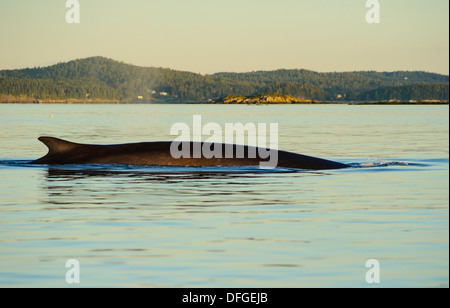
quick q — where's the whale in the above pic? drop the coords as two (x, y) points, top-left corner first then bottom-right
(30, 136), (350, 170)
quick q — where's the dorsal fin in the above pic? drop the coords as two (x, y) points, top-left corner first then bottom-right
(38, 137), (82, 155)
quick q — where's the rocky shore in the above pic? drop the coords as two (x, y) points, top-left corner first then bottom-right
(201, 94), (449, 105)
(202, 94), (315, 104)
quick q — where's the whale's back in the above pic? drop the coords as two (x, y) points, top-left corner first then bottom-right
(30, 137), (349, 170)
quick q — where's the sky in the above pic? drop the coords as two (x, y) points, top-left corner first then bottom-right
(0, 0), (448, 75)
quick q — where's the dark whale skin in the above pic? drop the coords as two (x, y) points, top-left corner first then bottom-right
(30, 137), (349, 171)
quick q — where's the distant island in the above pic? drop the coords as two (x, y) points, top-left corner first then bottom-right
(204, 94), (315, 104)
(202, 94), (448, 105)
(0, 56), (448, 104)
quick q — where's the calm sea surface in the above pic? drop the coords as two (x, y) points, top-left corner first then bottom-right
(0, 104), (448, 288)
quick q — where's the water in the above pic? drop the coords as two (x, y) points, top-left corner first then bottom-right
(0, 104), (448, 288)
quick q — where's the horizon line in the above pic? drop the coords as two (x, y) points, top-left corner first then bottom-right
(1, 56), (449, 77)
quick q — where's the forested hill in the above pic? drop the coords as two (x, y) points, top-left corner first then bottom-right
(0, 56), (448, 102)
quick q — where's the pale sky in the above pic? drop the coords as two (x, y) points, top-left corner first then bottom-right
(0, 0), (448, 75)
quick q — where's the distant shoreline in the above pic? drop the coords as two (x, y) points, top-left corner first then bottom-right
(0, 94), (448, 105)
(198, 94), (449, 105)
(1, 57), (448, 106)
(1, 101), (448, 105)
